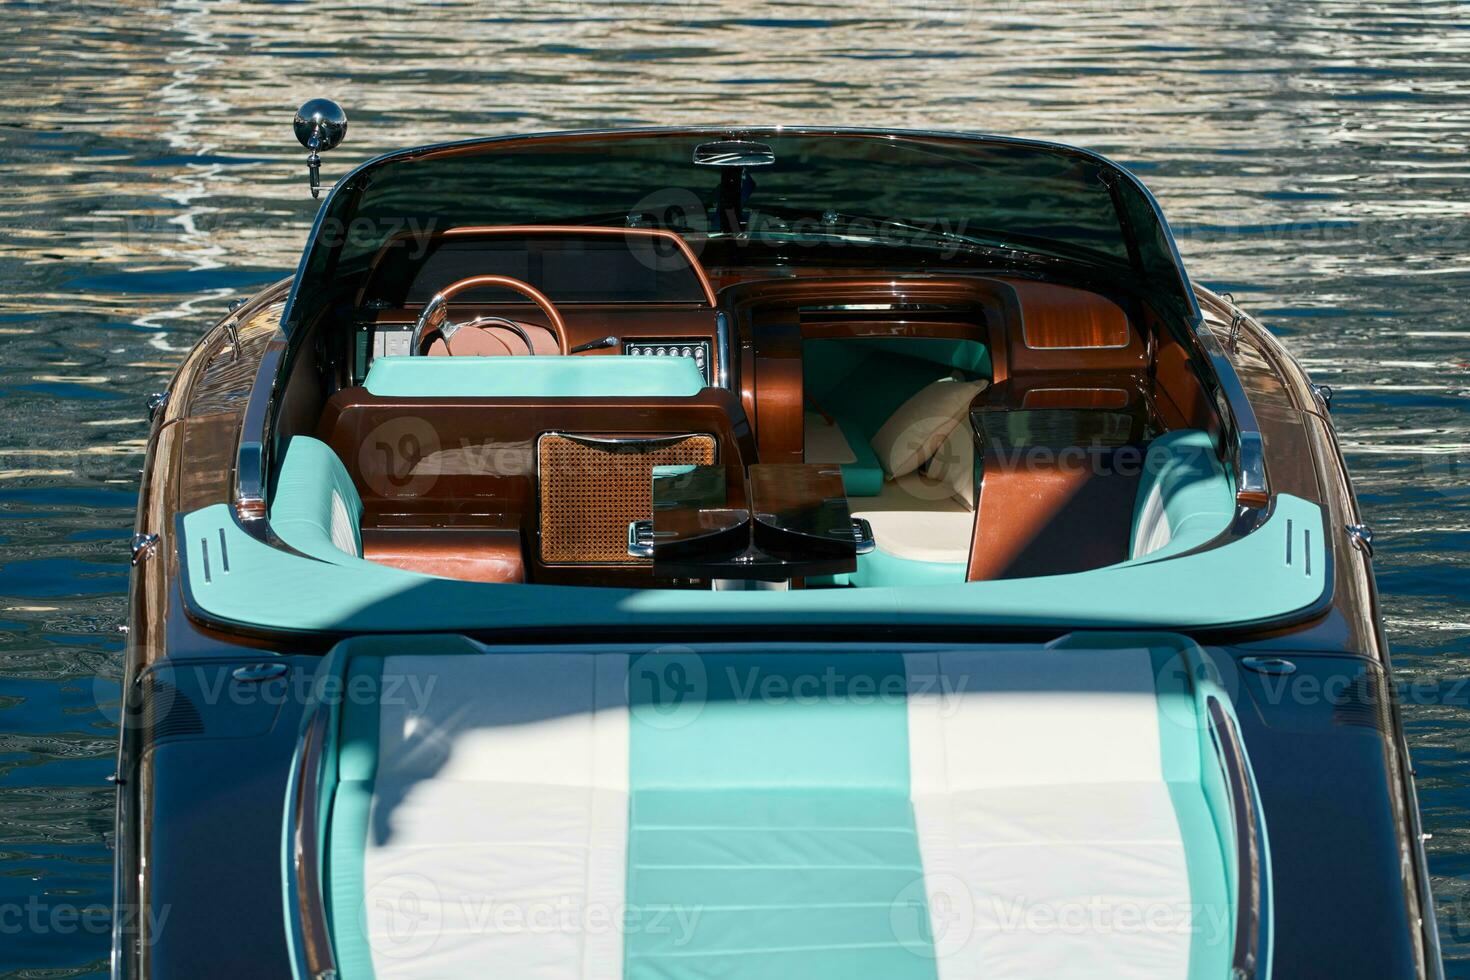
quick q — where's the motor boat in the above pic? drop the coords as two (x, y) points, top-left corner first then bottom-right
(112, 102), (1442, 979)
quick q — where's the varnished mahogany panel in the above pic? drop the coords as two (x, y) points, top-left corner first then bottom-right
(1011, 279), (1130, 349)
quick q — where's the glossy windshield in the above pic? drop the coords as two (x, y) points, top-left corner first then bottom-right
(291, 130), (1190, 328)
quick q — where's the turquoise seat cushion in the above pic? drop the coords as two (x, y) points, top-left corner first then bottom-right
(362, 354), (706, 399)
(269, 435), (364, 562)
(847, 548), (968, 587)
(803, 339), (990, 498)
(1129, 429), (1236, 561)
(325, 655), (381, 980)
(834, 416), (885, 497)
(626, 650), (937, 979)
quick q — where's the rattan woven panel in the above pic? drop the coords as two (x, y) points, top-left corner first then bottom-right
(538, 433), (716, 564)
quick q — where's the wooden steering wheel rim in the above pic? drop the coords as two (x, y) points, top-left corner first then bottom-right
(415, 274), (569, 355)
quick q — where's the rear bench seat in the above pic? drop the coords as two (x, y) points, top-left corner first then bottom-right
(803, 338), (990, 498)
(803, 338), (990, 586)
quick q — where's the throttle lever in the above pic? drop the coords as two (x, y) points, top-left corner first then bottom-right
(570, 336), (620, 354)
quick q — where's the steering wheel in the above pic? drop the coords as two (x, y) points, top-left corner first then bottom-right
(410, 275), (569, 356)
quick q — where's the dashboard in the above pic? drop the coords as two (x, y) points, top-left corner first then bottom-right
(349, 226), (724, 387)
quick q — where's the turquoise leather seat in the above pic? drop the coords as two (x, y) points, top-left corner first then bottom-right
(1129, 429), (1236, 561)
(803, 338), (990, 498)
(362, 355), (706, 399)
(269, 436), (364, 562)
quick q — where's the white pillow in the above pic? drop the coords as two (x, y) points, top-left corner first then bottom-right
(870, 377), (987, 478)
(923, 416), (977, 509)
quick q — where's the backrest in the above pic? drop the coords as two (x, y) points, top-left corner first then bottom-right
(362, 354), (707, 399)
(1130, 429), (1235, 560)
(318, 387), (753, 514)
(270, 436), (364, 561)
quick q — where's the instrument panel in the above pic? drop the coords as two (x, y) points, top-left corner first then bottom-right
(623, 338), (712, 384)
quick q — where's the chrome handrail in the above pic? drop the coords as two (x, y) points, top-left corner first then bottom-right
(283, 704), (336, 980)
(1208, 695), (1266, 979)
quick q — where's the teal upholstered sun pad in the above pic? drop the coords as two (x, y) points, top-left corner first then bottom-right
(302, 635), (1267, 980)
(361, 354), (706, 399)
(180, 493), (1327, 635)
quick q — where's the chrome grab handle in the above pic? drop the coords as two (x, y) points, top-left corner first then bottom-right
(851, 517), (875, 555)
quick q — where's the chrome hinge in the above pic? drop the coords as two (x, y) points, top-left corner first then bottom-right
(228, 298), (247, 313)
(1346, 523), (1375, 557)
(130, 532), (160, 566)
(223, 317), (241, 361)
(1310, 382), (1333, 412)
(1228, 311), (1246, 351)
(145, 391), (169, 423)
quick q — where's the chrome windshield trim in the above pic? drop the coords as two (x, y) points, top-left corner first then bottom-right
(233, 329), (289, 528)
(1190, 295), (1271, 507)
(715, 309), (732, 390)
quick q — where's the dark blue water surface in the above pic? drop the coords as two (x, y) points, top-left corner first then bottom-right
(0, 1), (1465, 976)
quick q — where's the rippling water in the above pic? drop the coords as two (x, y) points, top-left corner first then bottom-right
(0, 1), (1466, 975)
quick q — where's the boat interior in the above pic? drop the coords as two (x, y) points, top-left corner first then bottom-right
(260, 224), (1240, 595)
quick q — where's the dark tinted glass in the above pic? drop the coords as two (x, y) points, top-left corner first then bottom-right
(293, 131), (1189, 329)
(339, 133), (1131, 263)
(368, 236), (709, 305)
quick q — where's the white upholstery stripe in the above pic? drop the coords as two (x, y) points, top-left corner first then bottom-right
(329, 490), (360, 557)
(1133, 479), (1171, 558)
(905, 648), (1193, 980)
(364, 653), (629, 980)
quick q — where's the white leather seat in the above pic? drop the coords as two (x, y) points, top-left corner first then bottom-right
(803, 411), (857, 464)
(851, 473), (975, 564)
